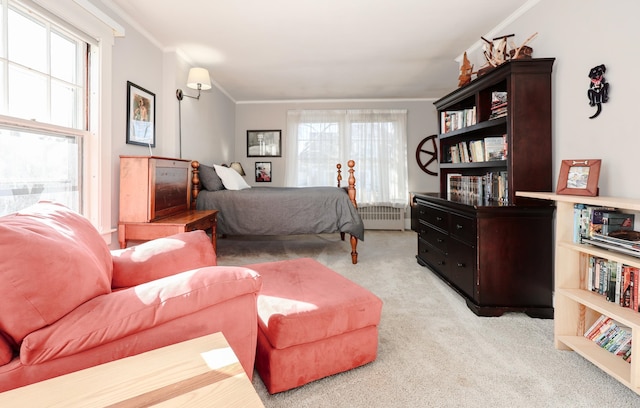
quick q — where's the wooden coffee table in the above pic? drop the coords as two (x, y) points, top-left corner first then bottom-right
(0, 332), (264, 407)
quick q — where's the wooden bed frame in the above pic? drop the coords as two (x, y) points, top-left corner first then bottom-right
(190, 160), (360, 264)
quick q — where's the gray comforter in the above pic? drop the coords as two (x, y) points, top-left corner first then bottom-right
(195, 186), (364, 241)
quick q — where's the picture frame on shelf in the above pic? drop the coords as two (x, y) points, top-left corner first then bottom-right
(247, 130), (281, 157)
(126, 81), (156, 147)
(556, 159), (601, 196)
(255, 162), (272, 182)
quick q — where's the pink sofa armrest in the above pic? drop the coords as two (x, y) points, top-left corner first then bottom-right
(21, 266), (261, 365)
(111, 230), (217, 288)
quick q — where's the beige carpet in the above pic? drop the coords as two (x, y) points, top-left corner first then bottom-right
(216, 231), (639, 407)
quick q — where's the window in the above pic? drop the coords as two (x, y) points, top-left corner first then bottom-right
(286, 109), (409, 208)
(0, 0), (91, 216)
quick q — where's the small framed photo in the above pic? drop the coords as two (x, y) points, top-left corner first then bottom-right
(247, 130), (281, 157)
(255, 162), (272, 182)
(126, 81), (156, 147)
(557, 159), (601, 196)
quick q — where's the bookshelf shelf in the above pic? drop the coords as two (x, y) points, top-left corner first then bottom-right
(558, 335), (632, 386)
(411, 59), (556, 318)
(439, 160), (507, 170)
(439, 116), (506, 140)
(517, 191), (640, 395)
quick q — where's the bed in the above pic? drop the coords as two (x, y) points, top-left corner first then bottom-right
(190, 160), (364, 264)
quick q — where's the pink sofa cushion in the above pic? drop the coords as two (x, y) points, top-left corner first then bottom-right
(111, 230), (217, 288)
(0, 202), (112, 346)
(245, 258), (383, 349)
(20, 266), (261, 365)
(0, 335), (12, 366)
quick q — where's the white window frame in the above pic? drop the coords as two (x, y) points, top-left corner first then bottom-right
(8, 0), (123, 243)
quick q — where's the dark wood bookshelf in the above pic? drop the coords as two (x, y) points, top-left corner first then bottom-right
(412, 58), (556, 318)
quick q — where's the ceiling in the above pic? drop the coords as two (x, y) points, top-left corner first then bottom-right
(105, 0), (532, 102)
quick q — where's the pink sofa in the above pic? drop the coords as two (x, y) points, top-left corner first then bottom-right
(0, 202), (262, 392)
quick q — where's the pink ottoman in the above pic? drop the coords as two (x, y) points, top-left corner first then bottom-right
(245, 258), (383, 394)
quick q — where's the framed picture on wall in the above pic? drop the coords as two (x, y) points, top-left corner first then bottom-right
(126, 81), (156, 147)
(255, 162), (272, 182)
(247, 130), (281, 157)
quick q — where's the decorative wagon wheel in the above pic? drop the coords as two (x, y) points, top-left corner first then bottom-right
(415, 135), (438, 176)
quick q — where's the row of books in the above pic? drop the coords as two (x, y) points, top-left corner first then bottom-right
(446, 171), (508, 204)
(440, 107), (477, 134)
(447, 136), (507, 164)
(489, 91), (507, 120)
(587, 255), (640, 310)
(584, 315), (632, 363)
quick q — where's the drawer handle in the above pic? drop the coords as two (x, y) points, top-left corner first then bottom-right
(457, 262), (465, 268)
(436, 238), (444, 243)
(456, 224), (463, 229)
(436, 216), (443, 221)
(421, 248), (429, 253)
(419, 210), (425, 215)
(437, 261), (445, 266)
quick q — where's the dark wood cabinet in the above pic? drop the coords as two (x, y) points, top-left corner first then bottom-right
(412, 58), (556, 318)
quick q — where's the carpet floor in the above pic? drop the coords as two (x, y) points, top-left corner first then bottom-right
(216, 230), (639, 407)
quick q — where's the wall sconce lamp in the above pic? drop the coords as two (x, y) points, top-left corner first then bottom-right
(177, 67), (211, 158)
(230, 162), (246, 176)
(176, 67), (212, 100)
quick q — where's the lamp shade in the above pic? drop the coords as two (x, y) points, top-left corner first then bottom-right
(186, 67), (212, 90)
(230, 162), (246, 176)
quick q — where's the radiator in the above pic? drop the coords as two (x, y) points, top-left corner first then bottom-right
(357, 206), (405, 231)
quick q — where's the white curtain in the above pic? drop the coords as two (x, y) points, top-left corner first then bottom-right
(286, 109), (408, 208)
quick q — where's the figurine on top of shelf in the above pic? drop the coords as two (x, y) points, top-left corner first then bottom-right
(458, 52), (474, 87)
(477, 32), (538, 76)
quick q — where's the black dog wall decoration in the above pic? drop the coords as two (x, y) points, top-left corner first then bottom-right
(587, 64), (609, 119)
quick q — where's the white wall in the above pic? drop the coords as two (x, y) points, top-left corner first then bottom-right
(465, 0), (639, 199)
(235, 100), (440, 194)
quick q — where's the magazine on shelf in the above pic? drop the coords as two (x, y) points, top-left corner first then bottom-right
(590, 233), (640, 250)
(583, 236), (640, 258)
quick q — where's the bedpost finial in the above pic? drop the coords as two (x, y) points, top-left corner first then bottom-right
(347, 160), (355, 168)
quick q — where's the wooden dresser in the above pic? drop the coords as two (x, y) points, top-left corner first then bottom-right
(412, 193), (554, 318)
(118, 155), (217, 250)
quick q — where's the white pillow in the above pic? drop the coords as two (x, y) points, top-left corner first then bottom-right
(213, 164), (251, 190)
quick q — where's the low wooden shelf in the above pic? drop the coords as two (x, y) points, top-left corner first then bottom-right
(517, 191), (640, 395)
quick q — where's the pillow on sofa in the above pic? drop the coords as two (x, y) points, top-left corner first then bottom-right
(0, 201), (113, 344)
(198, 164), (225, 191)
(214, 164), (251, 190)
(111, 230), (217, 288)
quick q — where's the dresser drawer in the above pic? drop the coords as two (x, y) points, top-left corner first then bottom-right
(186, 214), (217, 231)
(447, 240), (476, 300)
(450, 213), (476, 245)
(418, 222), (448, 253)
(423, 206), (448, 231)
(417, 237), (447, 272)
